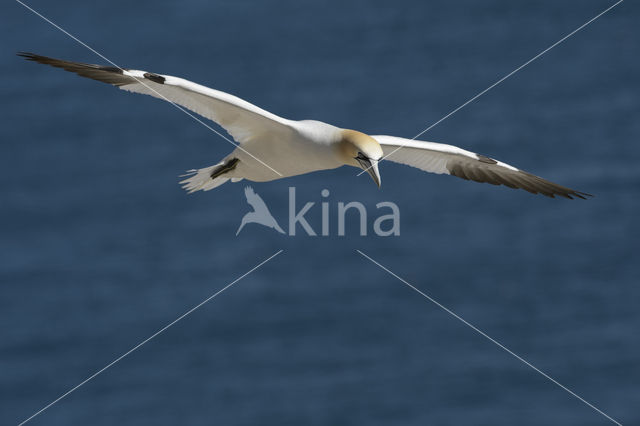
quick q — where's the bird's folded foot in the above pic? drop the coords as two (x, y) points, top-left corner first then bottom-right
(180, 158), (240, 193)
(210, 158), (239, 179)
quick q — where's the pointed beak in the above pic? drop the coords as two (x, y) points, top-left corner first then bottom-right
(357, 157), (381, 188)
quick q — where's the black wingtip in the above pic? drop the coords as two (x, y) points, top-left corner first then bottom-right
(17, 51), (37, 59)
(568, 191), (594, 200)
(574, 191), (594, 200)
(17, 52), (51, 63)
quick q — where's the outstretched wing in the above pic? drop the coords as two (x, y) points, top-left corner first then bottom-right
(373, 135), (591, 199)
(19, 52), (295, 144)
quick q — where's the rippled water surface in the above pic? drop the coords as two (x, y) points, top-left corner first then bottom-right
(1, 0), (638, 424)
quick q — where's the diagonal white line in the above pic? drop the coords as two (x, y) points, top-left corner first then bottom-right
(15, 0), (283, 177)
(358, 0), (623, 176)
(356, 250), (622, 426)
(18, 249), (284, 426)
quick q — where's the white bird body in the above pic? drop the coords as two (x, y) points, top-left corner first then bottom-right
(180, 120), (349, 191)
(231, 120), (346, 182)
(19, 52), (590, 199)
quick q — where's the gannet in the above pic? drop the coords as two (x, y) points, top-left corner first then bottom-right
(19, 52), (591, 199)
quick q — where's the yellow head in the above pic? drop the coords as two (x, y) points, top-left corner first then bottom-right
(337, 129), (383, 188)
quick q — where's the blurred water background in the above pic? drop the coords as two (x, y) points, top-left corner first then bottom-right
(1, 0), (638, 424)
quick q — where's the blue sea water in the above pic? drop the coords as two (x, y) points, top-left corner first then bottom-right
(1, 0), (639, 424)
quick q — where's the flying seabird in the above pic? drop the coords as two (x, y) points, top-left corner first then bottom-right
(18, 52), (591, 199)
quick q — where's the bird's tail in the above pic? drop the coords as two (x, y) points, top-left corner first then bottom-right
(180, 162), (237, 193)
